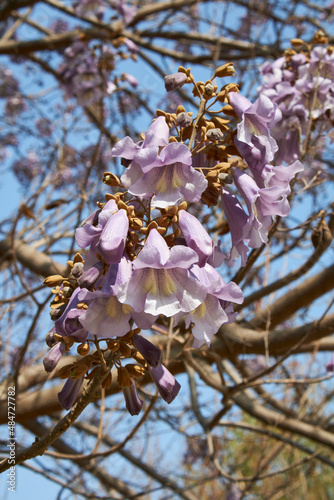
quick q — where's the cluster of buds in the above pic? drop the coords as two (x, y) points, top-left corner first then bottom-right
(43, 58), (303, 415)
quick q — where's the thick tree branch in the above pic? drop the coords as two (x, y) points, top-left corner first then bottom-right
(1, 316), (332, 425)
(250, 265), (334, 329)
(0, 237), (68, 278)
(240, 216), (333, 310)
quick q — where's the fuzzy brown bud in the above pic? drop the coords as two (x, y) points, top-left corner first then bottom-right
(126, 364), (146, 378)
(117, 366), (131, 387)
(214, 62), (235, 78)
(103, 172), (121, 187)
(119, 342), (132, 357)
(44, 275), (63, 287)
(77, 343), (90, 356)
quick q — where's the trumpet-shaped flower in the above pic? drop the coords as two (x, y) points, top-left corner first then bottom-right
(116, 229), (207, 316)
(175, 264), (243, 347)
(127, 142), (207, 208)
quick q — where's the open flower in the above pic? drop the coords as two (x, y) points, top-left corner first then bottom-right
(229, 91), (281, 175)
(75, 199), (128, 266)
(116, 229), (207, 316)
(175, 264), (243, 347)
(127, 142), (207, 208)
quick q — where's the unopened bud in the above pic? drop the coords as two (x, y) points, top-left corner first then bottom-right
(214, 62), (235, 78)
(117, 366), (131, 387)
(206, 128), (225, 141)
(49, 304), (66, 321)
(176, 105), (186, 114)
(103, 172), (121, 187)
(73, 252), (84, 263)
(77, 343), (90, 356)
(204, 82), (215, 96)
(176, 112), (192, 128)
(117, 200), (128, 211)
(130, 217), (143, 230)
(177, 201), (188, 211)
(126, 364), (146, 378)
(58, 364), (73, 379)
(119, 342), (132, 357)
(290, 38), (306, 47)
(222, 104), (238, 117)
(107, 339), (120, 351)
(165, 72), (187, 92)
(44, 275), (63, 287)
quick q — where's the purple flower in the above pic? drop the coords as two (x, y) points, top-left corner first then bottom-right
(232, 168), (290, 249)
(112, 116), (207, 207)
(111, 0), (137, 25)
(58, 377), (84, 410)
(149, 363), (181, 403)
(122, 380), (143, 415)
(55, 288), (88, 342)
(264, 160), (304, 192)
(116, 229), (207, 316)
(77, 257), (158, 336)
(77, 261), (104, 289)
(132, 335), (161, 367)
(176, 263), (243, 347)
(78, 295), (133, 338)
(73, 0), (107, 19)
(131, 142), (207, 208)
(75, 200), (127, 267)
(123, 73), (138, 88)
(229, 92), (281, 174)
(112, 117), (169, 185)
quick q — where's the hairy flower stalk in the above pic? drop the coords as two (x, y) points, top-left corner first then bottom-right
(43, 60), (304, 415)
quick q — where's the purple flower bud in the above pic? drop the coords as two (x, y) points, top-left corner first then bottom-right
(176, 112), (192, 127)
(45, 328), (57, 347)
(165, 72), (187, 92)
(58, 377), (84, 410)
(43, 342), (66, 373)
(50, 304), (66, 321)
(178, 209), (214, 266)
(132, 335), (161, 367)
(124, 73), (138, 88)
(149, 363), (181, 404)
(122, 380), (143, 415)
(97, 209), (129, 264)
(77, 261), (104, 288)
(325, 354), (334, 373)
(206, 128), (224, 141)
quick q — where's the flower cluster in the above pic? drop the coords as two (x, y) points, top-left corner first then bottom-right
(59, 41), (115, 106)
(257, 32), (334, 168)
(43, 63), (302, 415)
(58, 37), (139, 106)
(222, 91), (303, 265)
